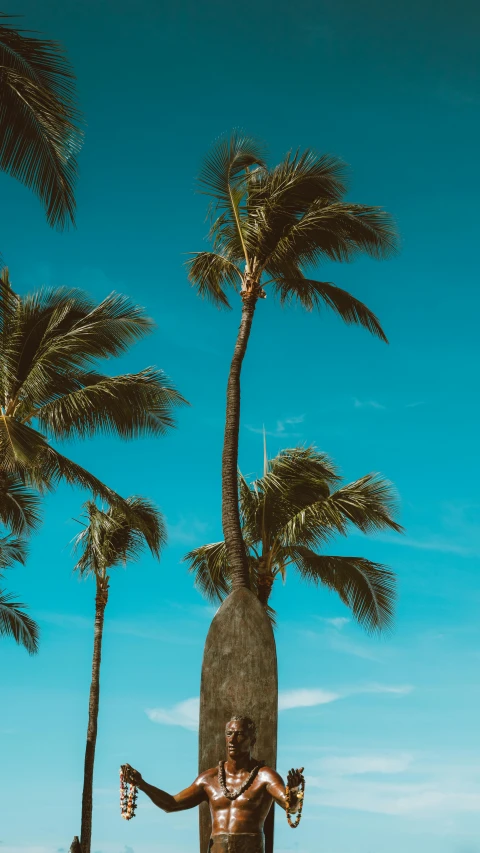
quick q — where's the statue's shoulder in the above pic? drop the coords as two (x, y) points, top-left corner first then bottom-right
(198, 765), (218, 784)
(258, 764), (282, 783)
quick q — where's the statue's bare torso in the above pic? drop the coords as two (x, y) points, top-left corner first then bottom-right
(122, 717), (303, 842)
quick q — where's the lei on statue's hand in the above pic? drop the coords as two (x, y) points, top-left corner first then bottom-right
(284, 767), (305, 829)
(120, 764), (140, 820)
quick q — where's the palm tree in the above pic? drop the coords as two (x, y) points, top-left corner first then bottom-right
(0, 533), (39, 653)
(0, 469), (42, 653)
(72, 497), (166, 853)
(0, 268), (186, 505)
(0, 13), (83, 229)
(184, 446), (402, 632)
(187, 133), (399, 590)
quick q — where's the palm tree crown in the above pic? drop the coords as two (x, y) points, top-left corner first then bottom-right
(0, 14), (83, 229)
(73, 496), (166, 580)
(184, 446), (403, 633)
(0, 269), (186, 506)
(187, 132), (399, 591)
(188, 132), (397, 329)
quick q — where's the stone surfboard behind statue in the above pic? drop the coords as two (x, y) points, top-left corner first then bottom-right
(122, 715), (305, 852)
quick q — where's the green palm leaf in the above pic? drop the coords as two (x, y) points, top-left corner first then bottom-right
(287, 547), (395, 633)
(184, 445), (401, 632)
(0, 588), (39, 653)
(73, 496), (166, 577)
(0, 473), (41, 534)
(0, 14), (83, 229)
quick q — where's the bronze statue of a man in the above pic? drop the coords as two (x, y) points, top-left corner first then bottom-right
(122, 715), (304, 853)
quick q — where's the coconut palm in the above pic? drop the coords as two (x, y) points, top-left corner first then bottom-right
(0, 268), (186, 505)
(187, 133), (399, 591)
(72, 497), (166, 853)
(184, 446), (402, 632)
(0, 534), (39, 653)
(0, 13), (83, 229)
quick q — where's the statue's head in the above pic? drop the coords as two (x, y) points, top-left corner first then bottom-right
(225, 716), (257, 760)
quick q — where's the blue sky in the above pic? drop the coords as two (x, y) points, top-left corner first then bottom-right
(1, 1), (480, 852)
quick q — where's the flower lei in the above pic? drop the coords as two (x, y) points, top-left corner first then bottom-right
(285, 776), (305, 828)
(120, 766), (138, 820)
(218, 760), (262, 800)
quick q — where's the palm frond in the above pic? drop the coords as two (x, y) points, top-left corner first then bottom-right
(185, 251), (241, 309)
(0, 15), (83, 228)
(321, 475), (403, 535)
(73, 496), (165, 577)
(0, 587), (39, 653)
(198, 131), (267, 206)
(289, 546), (396, 633)
(15, 290), (156, 411)
(36, 368), (187, 440)
(0, 473), (41, 534)
(183, 541), (230, 603)
(0, 415), (48, 471)
(271, 276), (387, 341)
(0, 533), (28, 570)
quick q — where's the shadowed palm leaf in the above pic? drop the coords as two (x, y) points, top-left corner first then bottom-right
(0, 533), (38, 653)
(0, 14), (83, 228)
(184, 446), (402, 633)
(188, 133), (399, 590)
(0, 269), (187, 505)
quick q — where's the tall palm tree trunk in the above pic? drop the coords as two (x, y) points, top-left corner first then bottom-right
(222, 292), (257, 590)
(80, 577), (109, 853)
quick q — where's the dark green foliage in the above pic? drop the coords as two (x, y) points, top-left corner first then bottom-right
(0, 14), (84, 228)
(184, 446), (403, 634)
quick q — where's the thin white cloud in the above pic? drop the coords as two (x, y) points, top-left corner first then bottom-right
(147, 683), (412, 730)
(146, 697), (200, 731)
(320, 753), (413, 775)
(278, 688), (340, 710)
(353, 398), (386, 410)
(322, 617), (350, 629)
(376, 533), (475, 557)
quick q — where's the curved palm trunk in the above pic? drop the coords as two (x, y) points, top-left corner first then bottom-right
(80, 577), (109, 853)
(222, 293), (258, 590)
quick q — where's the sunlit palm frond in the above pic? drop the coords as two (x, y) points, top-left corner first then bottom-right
(36, 368), (187, 440)
(320, 475), (403, 534)
(73, 496), (165, 577)
(185, 251), (241, 309)
(287, 546), (396, 633)
(183, 541), (230, 603)
(0, 587), (39, 653)
(0, 533), (28, 570)
(198, 131), (267, 207)
(0, 472), (41, 534)
(0, 14), (83, 229)
(271, 275), (388, 341)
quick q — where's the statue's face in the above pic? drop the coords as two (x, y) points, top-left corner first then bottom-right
(225, 719), (253, 759)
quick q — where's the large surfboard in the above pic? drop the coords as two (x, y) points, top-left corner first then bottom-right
(198, 588), (278, 853)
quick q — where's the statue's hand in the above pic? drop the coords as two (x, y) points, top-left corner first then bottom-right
(121, 764), (143, 787)
(286, 767), (305, 790)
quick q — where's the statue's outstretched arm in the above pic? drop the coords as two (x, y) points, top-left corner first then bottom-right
(122, 764), (206, 813)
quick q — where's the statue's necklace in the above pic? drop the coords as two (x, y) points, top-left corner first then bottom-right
(285, 777), (305, 829)
(218, 761), (262, 800)
(119, 767), (138, 820)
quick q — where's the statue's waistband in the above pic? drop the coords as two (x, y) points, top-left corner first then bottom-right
(210, 833), (264, 853)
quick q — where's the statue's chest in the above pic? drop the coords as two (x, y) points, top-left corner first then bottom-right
(210, 776), (265, 810)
